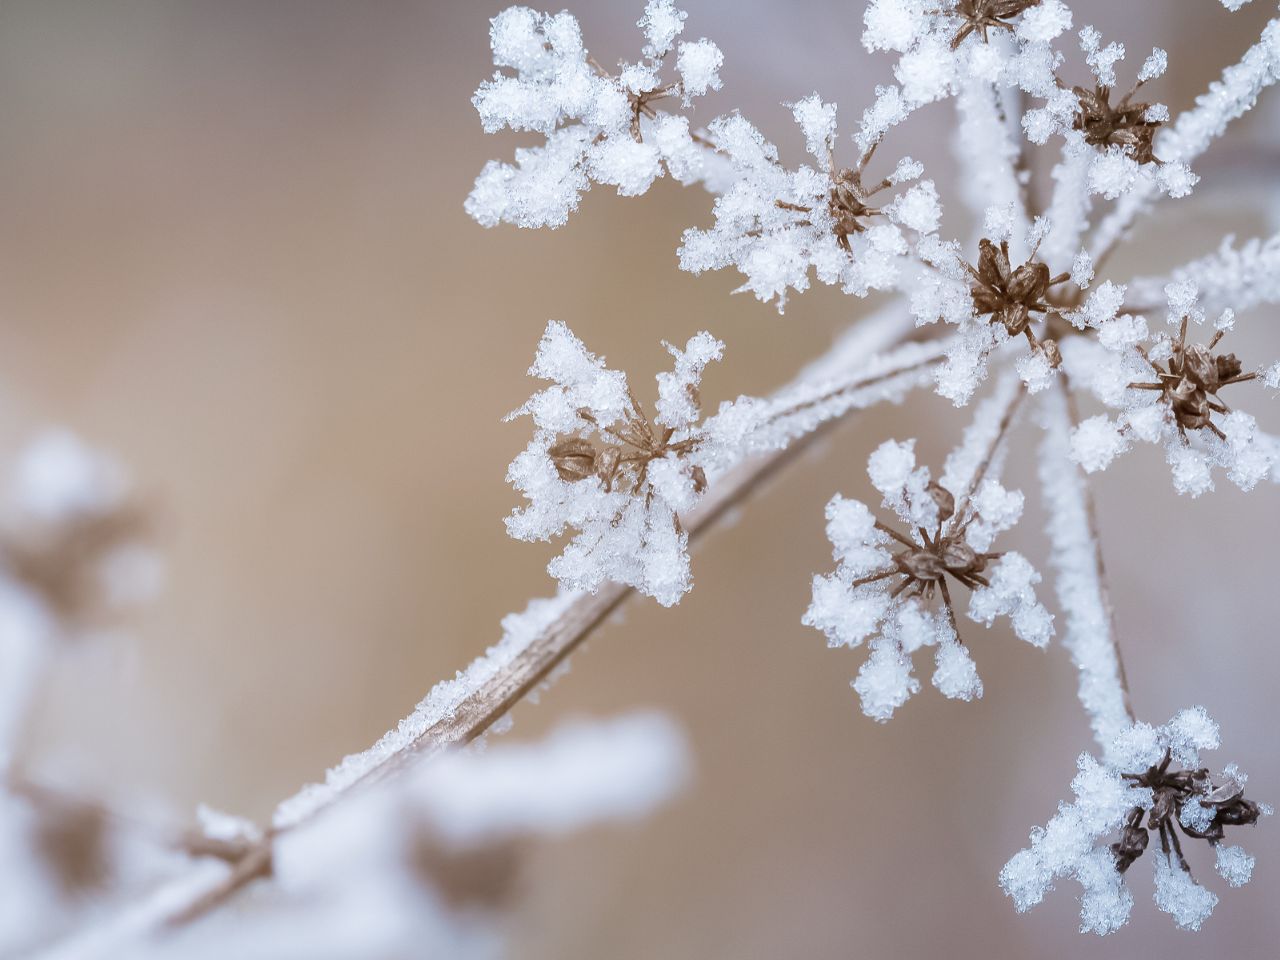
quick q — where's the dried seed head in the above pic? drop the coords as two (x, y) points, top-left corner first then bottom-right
(1073, 84), (1164, 165)
(1114, 750), (1264, 877)
(828, 169), (879, 253)
(964, 239), (1069, 347)
(548, 438), (600, 483)
(1129, 321), (1259, 441)
(948, 0), (1043, 50)
(926, 481), (956, 522)
(898, 548), (949, 582)
(941, 540), (983, 575)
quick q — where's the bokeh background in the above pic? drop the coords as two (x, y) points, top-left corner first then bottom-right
(0, 0), (1277, 956)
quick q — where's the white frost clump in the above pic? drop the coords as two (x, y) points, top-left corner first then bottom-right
(1001, 708), (1266, 934)
(408, 712), (690, 844)
(467, 5), (722, 229)
(506, 321), (724, 606)
(678, 100), (937, 311)
(803, 387), (1050, 720)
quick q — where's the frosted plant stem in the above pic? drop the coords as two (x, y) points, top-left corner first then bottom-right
(948, 376), (1027, 527)
(31, 309), (939, 959)
(1123, 228), (1280, 314)
(954, 78), (1031, 245)
(1038, 379), (1135, 757)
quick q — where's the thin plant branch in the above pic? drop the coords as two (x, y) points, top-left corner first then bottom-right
(1038, 378), (1136, 756)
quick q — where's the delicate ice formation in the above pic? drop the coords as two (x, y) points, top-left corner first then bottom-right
(466, 3), (724, 229)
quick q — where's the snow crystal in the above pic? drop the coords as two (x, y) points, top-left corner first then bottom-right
(852, 635), (920, 722)
(932, 640), (982, 701)
(639, 0), (686, 57)
(676, 39), (723, 102)
(1138, 47), (1169, 83)
(1215, 845), (1256, 887)
(1153, 853), (1218, 931)
(1070, 416), (1129, 473)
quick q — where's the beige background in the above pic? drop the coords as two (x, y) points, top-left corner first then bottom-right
(0, 1), (1277, 956)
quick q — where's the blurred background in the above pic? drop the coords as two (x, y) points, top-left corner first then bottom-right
(0, 0), (1277, 956)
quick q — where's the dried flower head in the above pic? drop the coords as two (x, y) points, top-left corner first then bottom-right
(804, 380), (1053, 720)
(1130, 316), (1258, 441)
(964, 237), (1069, 359)
(1002, 709), (1268, 934)
(1073, 82), (1164, 165)
(947, 0), (1043, 50)
(506, 321), (724, 605)
(1112, 749), (1262, 876)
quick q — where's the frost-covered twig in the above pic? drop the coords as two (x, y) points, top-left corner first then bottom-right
(1038, 380), (1134, 755)
(1124, 230), (1280, 314)
(42, 714), (692, 960)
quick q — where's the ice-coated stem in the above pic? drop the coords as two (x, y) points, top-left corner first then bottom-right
(1038, 379), (1135, 756)
(953, 77), (1031, 246)
(942, 372), (1028, 529)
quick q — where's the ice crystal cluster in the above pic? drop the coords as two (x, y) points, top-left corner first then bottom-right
(471, 0), (1280, 935)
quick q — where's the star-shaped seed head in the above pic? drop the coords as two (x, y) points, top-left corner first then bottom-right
(1073, 83), (1165, 165)
(948, 0), (1043, 50)
(1129, 318), (1258, 441)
